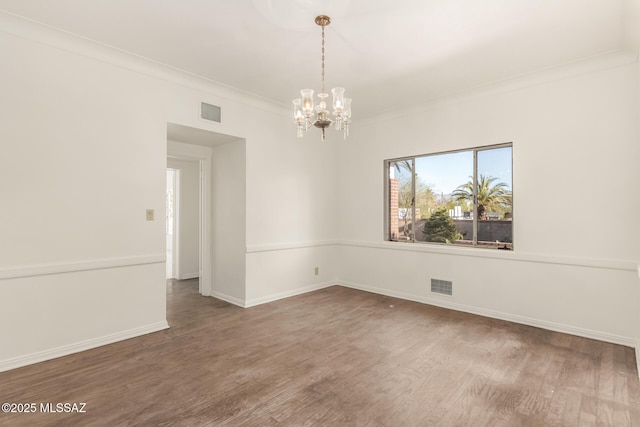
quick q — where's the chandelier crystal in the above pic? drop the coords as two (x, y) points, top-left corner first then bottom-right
(293, 15), (351, 142)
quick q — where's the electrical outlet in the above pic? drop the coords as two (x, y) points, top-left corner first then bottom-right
(146, 209), (154, 221)
(314, 266), (319, 276)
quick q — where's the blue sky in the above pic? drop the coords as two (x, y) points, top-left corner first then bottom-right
(414, 146), (512, 195)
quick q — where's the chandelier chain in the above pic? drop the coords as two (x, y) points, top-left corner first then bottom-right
(321, 24), (325, 94)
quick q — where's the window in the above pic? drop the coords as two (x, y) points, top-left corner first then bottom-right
(385, 143), (513, 250)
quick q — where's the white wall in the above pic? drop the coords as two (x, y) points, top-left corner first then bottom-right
(0, 11), (339, 370)
(337, 52), (640, 346)
(167, 158), (200, 279)
(0, 21), (169, 370)
(636, 44), (640, 373)
(246, 245), (337, 306)
(212, 140), (247, 304)
(242, 102), (339, 304)
(162, 49), (339, 307)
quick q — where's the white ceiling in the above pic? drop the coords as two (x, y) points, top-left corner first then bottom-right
(0, 0), (637, 119)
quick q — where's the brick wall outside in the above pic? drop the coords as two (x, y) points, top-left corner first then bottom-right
(389, 178), (399, 240)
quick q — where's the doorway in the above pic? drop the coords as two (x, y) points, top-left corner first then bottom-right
(167, 122), (245, 299)
(166, 158), (200, 284)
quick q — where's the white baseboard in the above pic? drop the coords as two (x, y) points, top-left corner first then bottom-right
(210, 290), (246, 308)
(211, 281), (336, 308)
(338, 280), (636, 348)
(0, 321), (169, 373)
(177, 272), (199, 280)
(636, 342), (640, 383)
(244, 281), (336, 308)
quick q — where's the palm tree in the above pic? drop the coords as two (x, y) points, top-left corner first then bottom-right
(451, 175), (511, 220)
(393, 160), (411, 175)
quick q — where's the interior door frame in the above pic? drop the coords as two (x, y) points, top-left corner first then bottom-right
(167, 141), (213, 296)
(166, 167), (179, 280)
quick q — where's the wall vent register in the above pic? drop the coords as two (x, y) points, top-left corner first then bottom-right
(201, 102), (221, 123)
(431, 278), (453, 296)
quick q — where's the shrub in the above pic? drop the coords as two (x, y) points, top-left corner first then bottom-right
(422, 208), (462, 243)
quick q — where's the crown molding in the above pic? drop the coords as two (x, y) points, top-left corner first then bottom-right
(361, 50), (638, 126)
(0, 9), (289, 116)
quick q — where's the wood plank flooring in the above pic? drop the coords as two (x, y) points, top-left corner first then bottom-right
(1, 279), (639, 426)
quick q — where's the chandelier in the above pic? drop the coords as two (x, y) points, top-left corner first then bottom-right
(293, 15), (351, 142)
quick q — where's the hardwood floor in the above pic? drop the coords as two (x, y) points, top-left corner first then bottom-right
(1, 280), (639, 426)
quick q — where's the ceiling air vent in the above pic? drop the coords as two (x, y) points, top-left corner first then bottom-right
(200, 102), (221, 123)
(431, 278), (453, 296)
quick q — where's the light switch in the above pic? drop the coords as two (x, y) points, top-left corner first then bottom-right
(146, 209), (154, 221)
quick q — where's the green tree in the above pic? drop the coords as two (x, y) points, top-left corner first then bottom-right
(451, 174), (511, 220)
(422, 208), (462, 243)
(397, 176), (435, 232)
(415, 179), (436, 219)
(394, 158), (437, 238)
